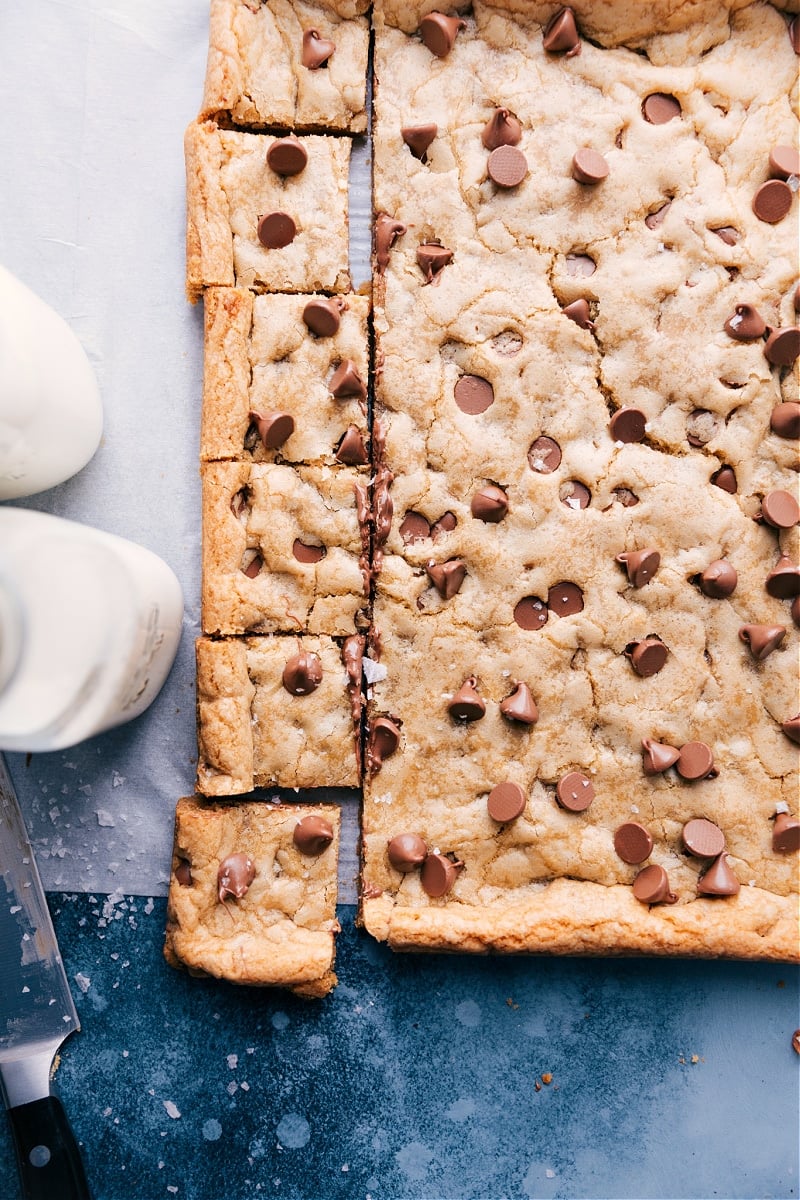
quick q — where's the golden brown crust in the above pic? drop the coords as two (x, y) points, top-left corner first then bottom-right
(185, 121), (233, 303)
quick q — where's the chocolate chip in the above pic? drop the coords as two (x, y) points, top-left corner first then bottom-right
(417, 241), (453, 283)
(431, 512), (457, 539)
(609, 407), (646, 443)
(686, 408), (719, 448)
(698, 560), (738, 598)
(632, 864), (677, 905)
(642, 93), (681, 124)
(710, 465), (737, 494)
(769, 145), (800, 180)
(560, 481), (591, 509)
(752, 180), (792, 224)
(770, 402), (800, 438)
(626, 638), (668, 677)
(487, 145), (528, 188)
(790, 15), (800, 52)
(387, 833), (428, 872)
(293, 815), (334, 855)
(614, 822), (654, 865)
(739, 624), (786, 661)
(241, 552), (263, 579)
(303, 297), (346, 337)
(282, 651), (323, 696)
(711, 225), (739, 245)
(764, 327), (800, 367)
(335, 425), (369, 466)
(562, 298), (594, 330)
(375, 214), (407, 273)
(368, 717), (401, 768)
(248, 410), (295, 450)
(454, 375), (494, 414)
(402, 123), (437, 160)
(724, 303), (766, 340)
(426, 559), (466, 599)
(565, 253), (596, 277)
(217, 853), (256, 902)
(514, 596), (548, 630)
(766, 555), (800, 599)
(399, 511), (431, 543)
(682, 817), (725, 858)
(696, 852), (740, 897)
(676, 742), (717, 781)
(773, 812), (800, 853)
(795, 282), (800, 312)
(257, 211), (296, 249)
(174, 859), (193, 887)
(641, 737), (680, 775)
(547, 581), (584, 617)
(418, 12), (466, 57)
(448, 676), (485, 721)
(471, 485), (508, 522)
(572, 148), (609, 184)
(543, 7), (581, 56)
(302, 28), (334, 68)
(793, 596), (800, 627)
(794, 1028), (800, 1055)
(487, 781), (527, 823)
(500, 682), (538, 725)
(611, 486), (639, 507)
(528, 436), (562, 473)
(616, 548), (660, 588)
(781, 714), (800, 744)
(266, 136), (307, 176)
(645, 201), (672, 229)
(481, 108), (522, 150)
(329, 359), (366, 399)
(761, 490), (800, 529)
(556, 771), (595, 812)
(421, 852), (463, 897)
(292, 539), (325, 564)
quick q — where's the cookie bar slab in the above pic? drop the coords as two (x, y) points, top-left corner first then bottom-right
(202, 460), (367, 635)
(201, 287), (370, 468)
(165, 795), (340, 997)
(186, 122), (351, 300)
(201, 0), (369, 132)
(196, 635), (359, 795)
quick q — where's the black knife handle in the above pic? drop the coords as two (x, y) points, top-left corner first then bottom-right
(8, 1096), (92, 1200)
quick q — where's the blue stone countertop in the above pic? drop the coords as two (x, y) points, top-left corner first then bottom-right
(1, 895), (797, 1200)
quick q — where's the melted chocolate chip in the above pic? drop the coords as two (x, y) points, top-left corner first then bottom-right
(761, 490), (800, 529)
(292, 539), (325, 564)
(257, 211), (296, 249)
(676, 742), (717, 781)
(303, 297), (346, 337)
(616, 548), (660, 588)
(174, 859), (193, 887)
(556, 771), (595, 812)
(626, 638), (668, 677)
(686, 409), (719, 448)
(572, 148), (609, 184)
(487, 781), (527, 823)
(773, 812), (800, 853)
(375, 214), (407, 273)
(641, 737), (680, 775)
(632, 864), (677, 905)
(565, 253), (596, 277)
(418, 11), (466, 57)
(710, 465), (737, 494)
(329, 359), (366, 399)
(217, 853), (256, 903)
(282, 651), (323, 696)
(781, 714), (800, 744)
(614, 822), (654, 865)
(266, 136), (307, 176)
(387, 833), (428, 872)
(499, 682), (538, 725)
(488, 145), (528, 188)
(765, 555), (800, 599)
(770, 402), (800, 438)
(642, 93), (681, 124)
(645, 201), (672, 229)
(421, 852), (463, 897)
(609, 407), (646, 443)
(426, 559), (466, 599)
(560, 481), (591, 509)
(543, 7), (581, 56)
(482, 108), (522, 151)
(249, 410), (295, 450)
(764, 327), (800, 367)
(399, 511), (431, 543)
(562, 298), (594, 329)
(698, 560), (737, 598)
(790, 16), (800, 54)
(335, 425), (369, 466)
(293, 815), (334, 854)
(431, 512), (457, 539)
(528, 436), (562, 473)
(682, 818), (725, 858)
(724, 303), (766, 341)
(739, 624), (786, 661)
(611, 486), (639, 508)
(769, 145), (800, 180)
(752, 180), (792, 224)
(471, 485), (508, 522)
(302, 28), (334, 68)
(454, 375), (494, 414)
(402, 124), (438, 160)
(241, 552), (263, 579)
(547, 581), (584, 617)
(696, 852), (740, 897)
(514, 596), (548, 630)
(711, 225), (739, 245)
(368, 717), (401, 769)
(448, 676), (485, 721)
(417, 241), (453, 283)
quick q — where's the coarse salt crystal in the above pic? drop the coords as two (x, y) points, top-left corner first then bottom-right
(163, 1101), (181, 1119)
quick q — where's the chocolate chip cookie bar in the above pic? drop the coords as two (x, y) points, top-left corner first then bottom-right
(185, 123), (351, 300)
(201, 0), (369, 132)
(196, 635), (359, 795)
(200, 287), (370, 469)
(202, 461), (368, 635)
(165, 795), (340, 997)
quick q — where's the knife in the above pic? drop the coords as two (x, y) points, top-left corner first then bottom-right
(0, 753), (91, 1200)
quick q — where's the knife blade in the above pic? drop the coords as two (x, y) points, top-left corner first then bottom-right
(0, 753), (91, 1200)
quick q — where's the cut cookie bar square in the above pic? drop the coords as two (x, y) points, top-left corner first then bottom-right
(200, 287), (370, 469)
(186, 122), (351, 300)
(200, 0), (369, 132)
(196, 635), (359, 795)
(201, 460), (368, 636)
(164, 795), (340, 997)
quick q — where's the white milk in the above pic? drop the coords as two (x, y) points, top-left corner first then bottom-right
(0, 265), (103, 499)
(0, 509), (183, 751)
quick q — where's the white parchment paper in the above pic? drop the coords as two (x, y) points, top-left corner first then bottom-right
(0, 0), (370, 899)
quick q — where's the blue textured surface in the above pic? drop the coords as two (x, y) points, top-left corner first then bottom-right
(0, 896), (797, 1200)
